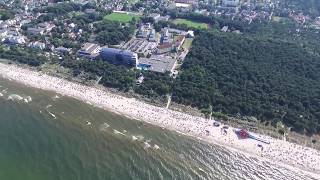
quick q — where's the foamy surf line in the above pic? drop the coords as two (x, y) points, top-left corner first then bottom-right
(0, 63), (319, 178)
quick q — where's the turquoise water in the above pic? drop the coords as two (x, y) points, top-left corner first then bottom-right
(0, 78), (317, 180)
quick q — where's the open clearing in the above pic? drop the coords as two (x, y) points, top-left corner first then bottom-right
(172, 18), (208, 29)
(104, 12), (140, 23)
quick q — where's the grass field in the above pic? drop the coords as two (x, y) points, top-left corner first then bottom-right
(172, 19), (208, 29)
(182, 38), (194, 50)
(104, 12), (140, 23)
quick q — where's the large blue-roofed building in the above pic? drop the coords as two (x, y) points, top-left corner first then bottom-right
(100, 48), (138, 67)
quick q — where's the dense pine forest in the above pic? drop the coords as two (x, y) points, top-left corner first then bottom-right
(173, 31), (320, 134)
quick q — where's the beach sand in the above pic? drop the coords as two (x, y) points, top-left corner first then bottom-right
(0, 63), (319, 177)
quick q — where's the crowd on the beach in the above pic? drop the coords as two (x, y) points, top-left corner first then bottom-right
(0, 63), (319, 175)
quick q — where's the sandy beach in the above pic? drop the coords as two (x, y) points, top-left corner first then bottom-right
(0, 63), (319, 177)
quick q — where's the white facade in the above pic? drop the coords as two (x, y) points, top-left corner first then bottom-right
(222, 0), (240, 6)
(5, 36), (26, 44)
(28, 41), (46, 50)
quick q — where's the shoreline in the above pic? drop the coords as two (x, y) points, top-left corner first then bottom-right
(0, 62), (319, 177)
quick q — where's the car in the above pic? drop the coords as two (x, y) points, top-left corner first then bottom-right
(213, 122), (220, 127)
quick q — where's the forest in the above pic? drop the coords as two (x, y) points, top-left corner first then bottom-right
(0, 46), (46, 66)
(94, 20), (135, 45)
(280, 0), (320, 18)
(172, 31), (320, 134)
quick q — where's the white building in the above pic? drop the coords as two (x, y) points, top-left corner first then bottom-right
(28, 41), (46, 50)
(0, 29), (8, 37)
(4, 36), (26, 45)
(38, 22), (56, 32)
(222, 0), (240, 7)
(27, 27), (45, 35)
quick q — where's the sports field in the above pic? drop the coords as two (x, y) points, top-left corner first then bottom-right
(104, 12), (140, 23)
(172, 18), (208, 29)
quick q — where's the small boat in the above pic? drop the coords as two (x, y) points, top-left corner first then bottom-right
(235, 129), (270, 144)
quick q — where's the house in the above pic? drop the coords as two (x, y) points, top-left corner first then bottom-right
(0, 29), (8, 38)
(222, 0), (240, 7)
(158, 15), (170, 22)
(186, 30), (194, 38)
(55, 47), (71, 54)
(27, 27), (45, 35)
(28, 41), (46, 50)
(85, 9), (96, 14)
(4, 36), (26, 45)
(221, 26), (229, 32)
(0, 22), (9, 29)
(149, 13), (161, 22)
(0, 31), (7, 42)
(38, 22), (56, 32)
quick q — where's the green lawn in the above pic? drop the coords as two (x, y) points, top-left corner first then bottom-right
(172, 19), (208, 29)
(182, 38), (194, 50)
(104, 12), (140, 23)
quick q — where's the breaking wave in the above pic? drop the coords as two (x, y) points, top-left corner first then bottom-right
(99, 123), (110, 132)
(7, 94), (24, 101)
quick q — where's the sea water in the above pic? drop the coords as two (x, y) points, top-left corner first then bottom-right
(0, 78), (317, 180)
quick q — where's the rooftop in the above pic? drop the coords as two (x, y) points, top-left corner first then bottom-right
(79, 43), (100, 54)
(138, 55), (176, 74)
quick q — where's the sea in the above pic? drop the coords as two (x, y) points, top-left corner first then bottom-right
(0, 77), (318, 180)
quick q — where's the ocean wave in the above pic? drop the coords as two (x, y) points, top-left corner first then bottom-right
(52, 95), (60, 99)
(1, 88), (8, 93)
(23, 96), (32, 103)
(7, 94), (23, 101)
(46, 104), (52, 109)
(143, 140), (151, 149)
(47, 111), (56, 119)
(86, 101), (92, 105)
(113, 129), (126, 136)
(99, 123), (110, 132)
(132, 135), (138, 141)
(153, 144), (160, 150)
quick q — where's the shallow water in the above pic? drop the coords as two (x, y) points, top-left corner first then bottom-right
(0, 78), (318, 180)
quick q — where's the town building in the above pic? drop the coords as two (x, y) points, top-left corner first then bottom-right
(4, 36), (26, 45)
(100, 48), (138, 67)
(55, 47), (71, 54)
(157, 43), (173, 54)
(148, 29), (157, 42)
(138, 55), (177, 74)
(136, 25), (149, 38)
(222, 0), (240, 7)
(84, 9), (96, 14)
(0, 29), (8, 41)
(38, 22), (56, 32)
(27, 27), (45, 35)
(221, 26), (229, 32)
(186, 30), (195, 38)
(149, 13), (161, 22)
(121, 38), (157, 57)
(160, 28), (172, 44)
(28, 41), (46, 50)
(77, 43), (101, 59)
